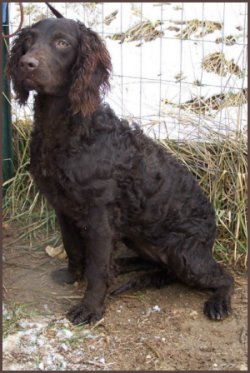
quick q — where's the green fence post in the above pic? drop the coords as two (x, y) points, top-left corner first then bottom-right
(2, 2), (13, 182)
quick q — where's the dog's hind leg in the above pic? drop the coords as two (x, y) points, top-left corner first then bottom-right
(170, 242), (234, 320)
(201, 264), (234, 320)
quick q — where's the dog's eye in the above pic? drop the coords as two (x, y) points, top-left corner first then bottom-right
(55, 39), (70, 48)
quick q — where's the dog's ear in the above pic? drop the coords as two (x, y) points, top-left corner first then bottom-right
(69, 23), (112, 117)
(7, 27), (31, 105)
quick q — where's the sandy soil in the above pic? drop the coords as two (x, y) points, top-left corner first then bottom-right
(3, 223), (248, 371)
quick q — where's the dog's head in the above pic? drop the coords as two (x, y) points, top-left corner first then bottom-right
(7, 17), (112, 117)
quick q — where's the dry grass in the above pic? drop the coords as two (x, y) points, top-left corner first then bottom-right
(202, 52), (242, 77)
(104, 10), (118, 26)
(176, 19), (222, 39)
(3, 115), (247, 270)
(160, 133), (247, 269)
(162, 89), (247, 115)
(108, 20), (163, 45)
(4, 93), (247, 268)
(3, 302), (37, 338)
(3, 118), (57, 240)
(177, 89), (247, 114)
(215, 35), (237, 46)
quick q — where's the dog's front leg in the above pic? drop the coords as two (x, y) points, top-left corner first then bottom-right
(67, 209), (112, 325)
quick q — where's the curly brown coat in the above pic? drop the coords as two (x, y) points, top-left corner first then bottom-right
(7, 17), (234, 325)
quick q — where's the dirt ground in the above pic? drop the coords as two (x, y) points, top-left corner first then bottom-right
(3, 223), (248, 371)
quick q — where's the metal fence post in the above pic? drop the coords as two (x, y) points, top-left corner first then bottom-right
(2, 2), (13, 182)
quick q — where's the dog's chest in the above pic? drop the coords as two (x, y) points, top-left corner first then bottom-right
(30, 127), (62, 178)
(29, 128), (83, 217)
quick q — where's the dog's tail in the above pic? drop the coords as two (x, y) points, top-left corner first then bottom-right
(110, 269), (177, 296)
(45, 2), (64, 18)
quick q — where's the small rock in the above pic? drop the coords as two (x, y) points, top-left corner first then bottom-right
(56, 329), (73, 339)
(144, 308), (152, 317)
(239, 364), (248, 371)
(60, 343), (68, 352)
(18, 320), (30, 328)
(38, 362), (44, 370)
(37, 338), (45, 347)
(3, 334), (21, 353)
(61, 361), (67, 369)
(190, 310), (198, 317)
(45, 245), (66, 259)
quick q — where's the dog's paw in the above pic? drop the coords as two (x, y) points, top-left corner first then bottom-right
(203, 296), (231, 320)
(66, 303), (104, 325)
(51, 268), (77, 285)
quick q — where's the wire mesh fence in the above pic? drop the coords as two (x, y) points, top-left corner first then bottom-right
(8, 2), (248, 141)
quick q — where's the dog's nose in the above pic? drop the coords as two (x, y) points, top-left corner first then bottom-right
(20, 56), (39, 71)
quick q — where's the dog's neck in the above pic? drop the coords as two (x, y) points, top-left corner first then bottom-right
(34, 93), (70, 114)
(33, 93), (92, 135)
